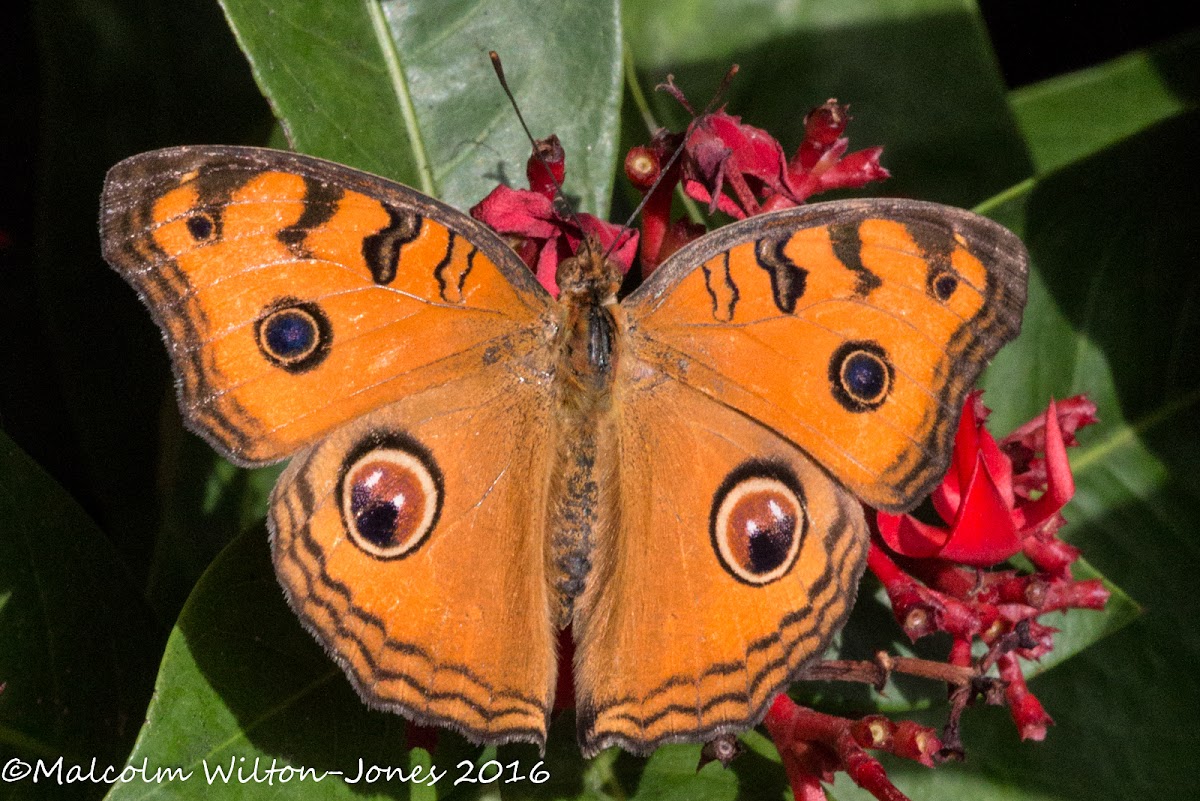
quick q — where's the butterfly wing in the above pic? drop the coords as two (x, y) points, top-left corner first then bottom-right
(270, 352), (559, 746)
(573, 372), (869, 755)
(101, 146), (561, 745)
(101, 145), (553, 464)
(571, 199), (1026, 754)
(624, 198), (1028, 512)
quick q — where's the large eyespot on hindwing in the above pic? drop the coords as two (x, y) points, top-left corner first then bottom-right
(828, 340), (894, 413)
(254, 297), (332, 373)
(339, 433), (444, 560)
(710, 461), (808, 586)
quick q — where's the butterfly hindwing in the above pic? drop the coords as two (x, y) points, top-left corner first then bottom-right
(270, 347), (559, 746)
(572, 369), (870, 756)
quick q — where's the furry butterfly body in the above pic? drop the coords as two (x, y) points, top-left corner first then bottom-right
(100, 145), (1027, 755)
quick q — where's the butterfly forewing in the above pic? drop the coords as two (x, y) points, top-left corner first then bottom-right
(100, 146), (552, 464)
(624, 198), (1028, 512)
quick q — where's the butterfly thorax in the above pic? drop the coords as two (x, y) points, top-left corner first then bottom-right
(555, 241), (622, 398)
(546, 242), (624, 624)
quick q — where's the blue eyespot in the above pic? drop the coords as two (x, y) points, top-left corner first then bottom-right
(843, 352), (886, 399)
(829, 341), (893, 412)
(254, 299), (331, 373)
(265, 311), (316, 358)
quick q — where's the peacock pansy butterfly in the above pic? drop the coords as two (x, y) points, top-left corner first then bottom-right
(100, 144), (1027, 756)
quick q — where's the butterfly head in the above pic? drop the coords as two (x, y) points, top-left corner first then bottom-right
(555, 236), (622, 306)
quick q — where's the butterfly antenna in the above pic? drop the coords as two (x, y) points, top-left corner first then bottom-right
(489, 51), (596, 258)
(602, 64), (741, 263)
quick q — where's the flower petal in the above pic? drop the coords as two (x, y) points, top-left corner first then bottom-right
(470, 184), (561, 238)
(1014, 399), (1076, 531)
(938, 453), (1022, 566)
(877, 511), (950, 559)
(578, 213), (639, 273)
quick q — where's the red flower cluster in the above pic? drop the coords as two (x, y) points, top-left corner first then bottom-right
(764, 696), (940, 801)
(626, 84), (888, 270)
(870, 393), (1106, 738)
(470, 134), (637, 297)
(473, 83), (889, 292)
(767, 394), (1105, 801)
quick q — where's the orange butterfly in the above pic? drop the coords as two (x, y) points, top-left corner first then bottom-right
(100, 145), (1026, 755)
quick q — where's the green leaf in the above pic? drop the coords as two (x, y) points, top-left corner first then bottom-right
(0, 431), (160, 800)
(1010, 29), (1200, 174)
(623, 0), (1033, 208)
(217, 0), (624, 213)
(143, 435), (281, 619)
(106, 527), (412, 801)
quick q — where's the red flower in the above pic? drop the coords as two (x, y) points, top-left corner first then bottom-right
(876, 392), (1089, 567)
(470, 135), (637, 297)
(627, 84), (889, 271)
(680, 102), (889, 219)
(865, 392), (1107, 747)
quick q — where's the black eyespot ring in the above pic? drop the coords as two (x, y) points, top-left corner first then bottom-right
(254, 298), (332, 373)
(930, 268), (959, 301)
(709, 460), (807, 586)
(339, 432), (444, 561)
(829, 340), (894, 412)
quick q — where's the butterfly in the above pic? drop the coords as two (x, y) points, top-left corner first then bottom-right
(100, 144), (1027, 756)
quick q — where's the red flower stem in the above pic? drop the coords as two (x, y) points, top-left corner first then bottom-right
(1022, 534), (1080, 576)
(867, 540), (908, 584)
(901, 559), (980, 599)
(997, 653), (1054, 740)
(403, 723), (439, 753)
(637, 180), (675, 270)
(868, 542), (984, 640)
(948, 637), (973, 668)
(1045, 578), (1109, 610)
(765, 697), (916, 801)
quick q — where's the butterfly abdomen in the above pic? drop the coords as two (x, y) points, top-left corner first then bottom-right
(545, 248), (627, 626)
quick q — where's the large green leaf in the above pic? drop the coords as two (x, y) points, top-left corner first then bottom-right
(1010, 28), (1200, 174)
(105, 526), (413, 801)
(217, 0), (624, 213)
(622, 0), (1032, 208)
(0, 431), (160, 801)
